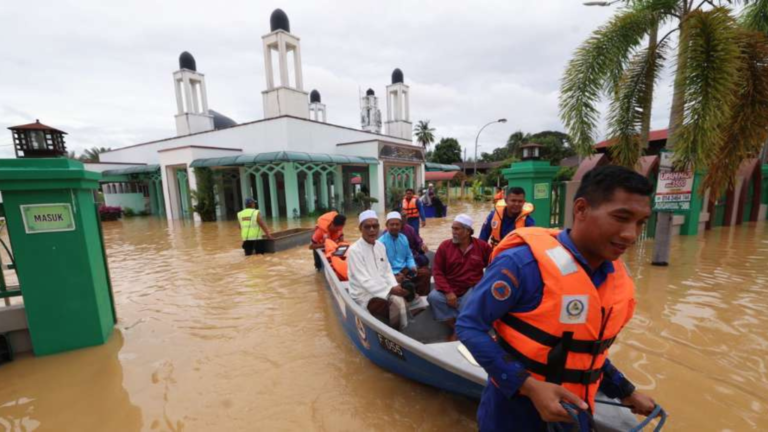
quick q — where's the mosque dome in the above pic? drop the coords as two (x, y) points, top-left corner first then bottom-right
(179, 51), (196, 71)
(209, 110), (238, 130)
(310, 89), (321, 103)
(270, 9), (290, 32)
(366, 88), (375, 96)
(391, 68), (404, 84)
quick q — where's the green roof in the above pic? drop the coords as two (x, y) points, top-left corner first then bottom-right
(190, 151), (379, 168)
(425, 162), (460, 172)
(102, 165), (160, 176)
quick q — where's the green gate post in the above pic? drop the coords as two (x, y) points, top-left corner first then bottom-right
(501, 160), (559, 228)
(0, 159), (114, 355)
(761, 165), (768, 220)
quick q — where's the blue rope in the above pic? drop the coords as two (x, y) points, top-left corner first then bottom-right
(546, 400), (668, 432)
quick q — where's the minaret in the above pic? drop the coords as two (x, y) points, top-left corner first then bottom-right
(309, 90), (326, 122)
(261, 9), (309, 119)
(361, 88), (382, 134)
(385, 68), (412, 139)
(173, 51), (214, 136)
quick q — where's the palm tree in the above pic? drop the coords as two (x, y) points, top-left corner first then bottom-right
(79, 147), (111, 163)
(414, 120), (436, 149)
(66, 150), (78, 160)
(560, 0), (768, 265)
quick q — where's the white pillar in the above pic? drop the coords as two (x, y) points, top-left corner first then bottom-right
(174, 79), (184, 114)
(162, 166), (179, 221)
(294, 45), (304, 90)
(187, 167), (202, 222)
(200, 79), (210, 113)
(264, 45), (275, 89)
(183, 75), (194, 113)
(278, 39), (289, 87)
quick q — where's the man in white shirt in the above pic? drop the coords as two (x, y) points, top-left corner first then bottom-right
(347, 210), (411, 329)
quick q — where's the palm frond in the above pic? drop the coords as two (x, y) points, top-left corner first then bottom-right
(702, 30), (768, 193)
(671, 8), (741, 171)
(740, 0), (768, 33)
(607, 38), (668, 167)
(560, 4), (668, 156)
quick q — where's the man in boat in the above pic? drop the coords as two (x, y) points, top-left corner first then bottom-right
(379, 212), (431, 297)
(429, 214), (492, 341)
(494, 187), (504, 202)
(457, 166), (657, 431)
(479, 187), (536, 249)
(347, 210), (411, 330)
(400, 210), (430, 268)
(309, 211), (347, 270)
(237, 197), (273, 256)
(402, 188), (426, 235)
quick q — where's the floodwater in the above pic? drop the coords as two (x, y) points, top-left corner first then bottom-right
(0, 201), (767, 431)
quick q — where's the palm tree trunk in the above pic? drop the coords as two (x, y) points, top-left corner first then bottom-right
(639, 21), (659, 153)
(652, 14), (688, 266)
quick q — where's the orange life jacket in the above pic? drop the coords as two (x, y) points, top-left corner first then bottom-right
(314, 211), (343, 243)
(324, 238), (350, 281)
(494, 191), (504, 201)
(490, 227), (636, 411)
(489, 202), (535, 247)
(402, 197), (420, 219)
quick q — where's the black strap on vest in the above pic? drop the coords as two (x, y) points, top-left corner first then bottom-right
(497, 337), (602, 385)
(500, 315), (616, 356)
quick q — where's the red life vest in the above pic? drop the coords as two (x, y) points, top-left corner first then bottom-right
(402, 197), (420, 219)
(314, 211), (343, 243)
(324, 239), (350, 281)
(490, 227), (636, 411)
(489, 202), (535, 248)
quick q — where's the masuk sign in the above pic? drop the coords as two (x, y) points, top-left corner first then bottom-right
(21, 203), (76, 234)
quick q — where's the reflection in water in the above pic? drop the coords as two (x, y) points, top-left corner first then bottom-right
(0, 202), (766, 430)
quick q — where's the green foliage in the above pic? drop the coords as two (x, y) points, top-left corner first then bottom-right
(481, 131), (574, 165)
(191, 168), (217, 222)
(554, 166), (577, 183)
(386, 187), (405, 211)
(741, 0), (768, 34)
(353, 192), (378, 210)
(414, 120), (436, 149)
(123, 208), (136, 217)
(79, 147), (111, 163)
(430, 138), (462, 164)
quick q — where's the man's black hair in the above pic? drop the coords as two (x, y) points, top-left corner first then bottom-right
(507, 187), (526, 197)
(405, 188), (415, 193)
(332, 214), (347, 226)
(575, 165), (653, 206)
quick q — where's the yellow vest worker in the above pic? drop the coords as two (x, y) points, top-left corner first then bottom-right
(237, 198), (272, 256)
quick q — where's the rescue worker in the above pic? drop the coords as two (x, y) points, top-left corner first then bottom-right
(237, 197), (273, 256)
(402, 188), (426, 235)
(457, 166), (658, 431)
(310, 211), (347, 270)
(494, 187), (504, 202)
(479, 187), (535, 248)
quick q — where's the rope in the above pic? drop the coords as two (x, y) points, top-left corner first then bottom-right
(545, 400), (667, 432)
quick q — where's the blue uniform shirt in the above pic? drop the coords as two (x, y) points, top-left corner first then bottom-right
(378, 232), (416, 274)
(478, 209), (536, 243)
(457, 229), (635, 432)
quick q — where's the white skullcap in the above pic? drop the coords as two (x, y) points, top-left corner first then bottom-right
(358, 210), (378, 225)
(454, 213), (473, 229)
(386, 211), (401, 222)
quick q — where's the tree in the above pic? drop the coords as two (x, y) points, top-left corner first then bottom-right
(430, 138), (463, 164)
(560, 0), (768, 265)
(66, 150), (78, 160)
(79, 147), (111, 163)
(414, 120), (436, 149)
(480, 130), (575, 165)
(191, 168), (217, 222)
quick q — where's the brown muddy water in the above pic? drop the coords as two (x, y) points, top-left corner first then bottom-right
(0, 202), (766, 431)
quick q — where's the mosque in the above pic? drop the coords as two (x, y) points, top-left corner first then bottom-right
(87, 9), (454, 221)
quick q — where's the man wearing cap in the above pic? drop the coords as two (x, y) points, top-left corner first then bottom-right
(429, 214), (493, 340)
(347, 210), (411, 330)
(237, 198), (273, 256)
(379, 212), (431, 297)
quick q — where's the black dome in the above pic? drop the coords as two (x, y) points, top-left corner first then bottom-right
(270, 9), (290, 32)
(366, 88), (375, 96)
(210, 110), (237, 130)
(391, 68), (404, 84)
(179, 51), (196, 71)
(310, 89), (321, 103)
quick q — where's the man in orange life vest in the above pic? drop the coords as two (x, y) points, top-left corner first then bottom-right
(401, 188), (426, 235)
(310, 211), (347, 270)
(494, 187), (504, 202)
(458, 166), (657, 431)
(479, 187), (536, 248)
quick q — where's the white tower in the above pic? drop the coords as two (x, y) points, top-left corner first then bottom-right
(309, 89), (326, 122)
(361, 88), (382, 134)
(385, 68), (412, 139)
(173, 52), (214, 136)
(262, 9), (309, 119)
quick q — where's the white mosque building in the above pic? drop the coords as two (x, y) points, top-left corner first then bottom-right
(89, 9), (454, 222)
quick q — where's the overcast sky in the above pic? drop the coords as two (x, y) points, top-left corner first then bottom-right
(0, 0), (677, 159)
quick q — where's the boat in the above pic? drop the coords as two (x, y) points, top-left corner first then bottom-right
(318, 250), (645, 431)
(255, 228), (313, 253)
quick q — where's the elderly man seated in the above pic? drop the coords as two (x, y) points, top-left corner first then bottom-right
(429, 214), (493, 340)
(347, 210), (411, 330)
(379, 212), (432, 297)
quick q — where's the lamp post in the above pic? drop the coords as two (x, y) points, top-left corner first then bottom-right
(474, 118), (507, 178)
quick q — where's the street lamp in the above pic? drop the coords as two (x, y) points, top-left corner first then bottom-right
(474, 118), (507, 177)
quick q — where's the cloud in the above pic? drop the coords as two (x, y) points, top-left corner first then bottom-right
(0, 0), (673, 160)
